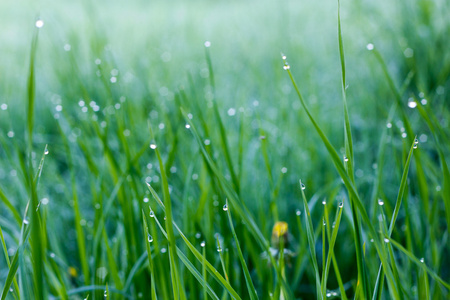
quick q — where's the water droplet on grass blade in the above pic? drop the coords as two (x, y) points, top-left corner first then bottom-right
(149, 210), (154, 218)
(322, 200), (326, 205)
(283, 64), (290, 70)
(378, 199), (384, 206)
(223, 204), (228, 211)
(408, 100), (417, 108)
(296, 210), (301, 216)
(200, 241), (206, 247)
(147, 234), (153, 242)
(185, 124), (190, 129)
(301, 183), (306, 190)
(366, 43), (374, 50)
(338, 202), (344, 208)
(384, 238), (389, 243)
(35, 20), (44, 28)
(217, 246), (222, 252)
(343, 156), (348, 162)
(149, 143), (157, 149)
(44, 148), (49, 155)
(420, 257), (424, 263)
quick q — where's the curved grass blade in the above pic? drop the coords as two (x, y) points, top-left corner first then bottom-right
(299, 180), (323, 300)
(146, 183), (242, 300)
(180, 108), (294, 298)
(142, 212), (157, 300)
(150, 209), (221, 300)
(225, 199), (259, 300)
(283, 58), (400, 299)
(148, 121), (184, 300)
(386, 236), (450, 290)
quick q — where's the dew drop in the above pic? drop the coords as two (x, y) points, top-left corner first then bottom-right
(384, 238), (389, 243)
(149, 144), (157, 149)
(204, 41), (211, 48)
(164, 216), (167, 220)
(326, 292), (331, 297)
(195, 232), (201, 239)
(323, 220), (326, 226)
(185, 124), (190, 129)
(343, 156), (349, 162)
(366, 43), (374, 50)
(413, 144), (418, 149)
(420, 257), (424, 263)
(322, 200), (326, 205)
(149, 210), (154, 218)
(35, 20), (44, 28)
(23, 219), (29, 225)
(104, 290), (107, 298)
(200, 241), (206, 247)
(378, 199), (384, 206)
(414, 138), (419, 145)
(147, 234), (153, 242)
(217, 247), (222, 252)
(223, 204), (228, 211)
(296, 210), (301, 216)
(301, 183), (306, 190)
(44, 148), (49, 155)
(283, 64), (290, 70)
(407, 101), (417, 108)
(338, 202), (344, 208)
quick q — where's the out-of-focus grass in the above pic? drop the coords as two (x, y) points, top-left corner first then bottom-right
(0, 0), (449, 299)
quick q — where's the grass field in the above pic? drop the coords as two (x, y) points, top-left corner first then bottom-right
(0, 0), (449, 299)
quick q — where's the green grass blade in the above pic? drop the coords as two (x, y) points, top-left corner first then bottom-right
(150, 208), (221, 300)
(283, 58), (400, 298)
(180, 108), (294, 298)
(225, 199), (259, 300)
(299, 180), (323, 300)
(142, 212), (158, 300)
(146, 183), (242, 300)
(386, 236), (450, 290)
(148, 122), (184, 300)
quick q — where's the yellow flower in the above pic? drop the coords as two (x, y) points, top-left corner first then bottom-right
(271, 221), (289, 249)
(68, 267), (78, 277)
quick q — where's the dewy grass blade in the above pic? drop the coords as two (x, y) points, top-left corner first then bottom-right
(225, 199), (259, 300)
(150, 207), (221, 300)
(283, 57), (399, 298)
(142, 212), (157, 300)
(148, 122), (184, 300)
(372, 138), (416, 299)
(299, 180), (323, 300)
(26, 22), (46, 299)
(415, 99), (450, 229)
(337, 1), (369, 297)
(386, 236), (450, 290)
(180, 108), (294, 298)
(146, 183), (242, 300)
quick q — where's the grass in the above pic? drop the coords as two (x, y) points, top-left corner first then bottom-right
(0, 0), (449, 299)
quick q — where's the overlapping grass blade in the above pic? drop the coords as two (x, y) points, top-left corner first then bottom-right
(299, 180), (322, 299)
(148, 122), (184, 300)
(225, 199), (259, 300)
(146, 183), (242, 300)
(180, 108), (294, 298)
(283, 57), (401, 298)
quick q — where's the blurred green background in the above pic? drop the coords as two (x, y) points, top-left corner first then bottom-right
(0, 0), (449, 299)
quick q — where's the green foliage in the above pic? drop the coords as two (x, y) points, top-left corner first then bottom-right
(0, 0), (449, 299)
